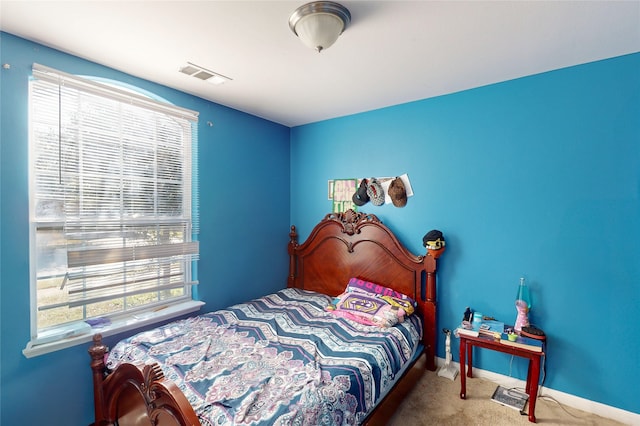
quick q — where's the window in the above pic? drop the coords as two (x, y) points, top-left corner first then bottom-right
(26, 64), (201, 356)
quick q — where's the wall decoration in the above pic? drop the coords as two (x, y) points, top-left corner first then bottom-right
(331, 178), (358, 212)
(329, 174), (413, 212)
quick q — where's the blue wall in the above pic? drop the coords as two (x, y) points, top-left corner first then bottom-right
(1, 31), (639, 424)
(290, 53), (640, 414)
(0, 33), (290, 425)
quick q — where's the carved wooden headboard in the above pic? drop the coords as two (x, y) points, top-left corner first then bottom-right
(287, 210), (440, 370)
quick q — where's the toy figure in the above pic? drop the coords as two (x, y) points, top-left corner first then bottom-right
(423, 229), (446, 258)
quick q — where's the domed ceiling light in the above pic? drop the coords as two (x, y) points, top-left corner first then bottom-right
(289, 1), (351, 53)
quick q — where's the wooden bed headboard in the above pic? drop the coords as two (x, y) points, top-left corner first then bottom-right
(287, 209), (440, 371)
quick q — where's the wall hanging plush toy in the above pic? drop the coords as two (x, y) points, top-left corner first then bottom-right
(423, 229), (446, 258)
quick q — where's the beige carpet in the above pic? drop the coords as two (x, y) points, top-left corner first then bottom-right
(387, 369), (626, 426)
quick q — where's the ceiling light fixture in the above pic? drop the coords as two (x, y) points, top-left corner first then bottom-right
(289, 1), (351, 53)
(179, 62), (231, 85)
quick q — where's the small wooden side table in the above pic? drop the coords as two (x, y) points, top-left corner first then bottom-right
(459, 333), (545, 423)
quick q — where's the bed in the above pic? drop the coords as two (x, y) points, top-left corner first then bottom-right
(89, 209), (441, 425)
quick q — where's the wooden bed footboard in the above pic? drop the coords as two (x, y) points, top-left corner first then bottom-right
(89, 334), (200, 426)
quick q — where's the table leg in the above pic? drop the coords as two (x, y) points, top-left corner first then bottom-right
(459, 338), (466, 399)
(526, 360), (533, 396)
(527, 356), (541, 423)
(467, 343), (473, 378)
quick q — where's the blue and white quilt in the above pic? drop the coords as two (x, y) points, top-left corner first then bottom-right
(106, 288), (422, 425)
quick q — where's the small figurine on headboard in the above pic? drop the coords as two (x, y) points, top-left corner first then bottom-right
(423, 229), (446, 258)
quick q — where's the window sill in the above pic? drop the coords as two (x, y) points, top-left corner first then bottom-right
(22, 300), (205, 358)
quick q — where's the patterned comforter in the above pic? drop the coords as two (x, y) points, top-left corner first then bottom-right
(106, 288), (423, 425)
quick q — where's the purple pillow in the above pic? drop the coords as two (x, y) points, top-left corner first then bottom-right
(326, 292), (405, 327)
(346, 277), (416, 307)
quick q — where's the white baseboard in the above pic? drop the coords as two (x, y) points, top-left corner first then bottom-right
(435, 357), (639, 425)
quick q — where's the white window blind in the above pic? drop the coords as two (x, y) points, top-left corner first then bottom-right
(29, 64), (200, 337)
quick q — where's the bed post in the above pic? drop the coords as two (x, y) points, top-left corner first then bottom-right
(288, 225), (298, 288)
(424, 267), (438, 371)
(88, 334), (108, 425)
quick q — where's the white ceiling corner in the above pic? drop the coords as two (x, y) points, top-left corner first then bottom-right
(1, 1), (638, 127)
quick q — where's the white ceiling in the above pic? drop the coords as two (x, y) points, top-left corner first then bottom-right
(1, 1), (639, 127)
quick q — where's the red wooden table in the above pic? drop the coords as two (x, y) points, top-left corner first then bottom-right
(459, 333), (545, 423)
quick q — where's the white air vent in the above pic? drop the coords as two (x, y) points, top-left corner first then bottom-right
(179, 62), (231, 85)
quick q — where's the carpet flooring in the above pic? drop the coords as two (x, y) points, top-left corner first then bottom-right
(387, 369), (626, 425)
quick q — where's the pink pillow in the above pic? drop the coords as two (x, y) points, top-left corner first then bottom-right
(326, 292), (405, 327)
(346, 277), (416, 307)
